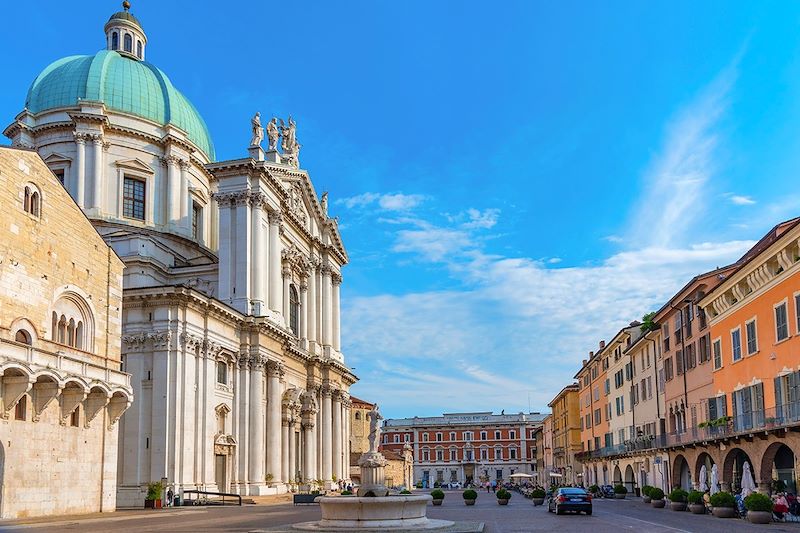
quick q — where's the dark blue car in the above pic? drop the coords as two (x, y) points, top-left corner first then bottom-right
(548, 487), (592, 515)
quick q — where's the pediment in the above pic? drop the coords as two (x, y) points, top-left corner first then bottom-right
(43, 152), (72, 164)
(115, 158), (154, 174)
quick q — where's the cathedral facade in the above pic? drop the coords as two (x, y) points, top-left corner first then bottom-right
(4, 3), (356, 506)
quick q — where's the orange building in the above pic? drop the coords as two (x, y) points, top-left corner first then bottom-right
(575, 343), (610, 457)
(548, 384), (581, 485)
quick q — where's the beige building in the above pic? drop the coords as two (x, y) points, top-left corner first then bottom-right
(548, 385), (581, 485)
(0, 147), (132, 518)
(542, 414), (553, 481)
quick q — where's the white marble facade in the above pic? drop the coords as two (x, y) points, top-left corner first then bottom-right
(4, 4), (356, 506)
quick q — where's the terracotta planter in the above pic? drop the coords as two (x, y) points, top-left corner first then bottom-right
(614, 493), (626, 499)
(498, 499), (509, 505)
(651, 499), (666, 508)
(532, 498), (545, 506)
(747, 510), (772, 524)
(432, 499), (443, 506)
(144, 498), (162, 509)
(464, 499), (476, 506)
(712, 506), (736, 518)
(642, 496), (651, 503)
(689, 504), (705, 514)
(670, 502), (687, 511)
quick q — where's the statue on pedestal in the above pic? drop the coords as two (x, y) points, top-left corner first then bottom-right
(367, 404), (383, 453)
(266, 118), (279, 151)
(321, 192), (329, 218)
(250, 112), (263, 147)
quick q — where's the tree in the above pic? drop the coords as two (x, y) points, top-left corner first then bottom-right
(640, 312), (658, 333)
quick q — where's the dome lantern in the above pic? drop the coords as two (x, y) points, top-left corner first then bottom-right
(104, 1), (147, 61)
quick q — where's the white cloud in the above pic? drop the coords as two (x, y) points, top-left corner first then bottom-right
(337, 192), (425, 211)
(603, 235), (624, 243)
(630, 64), (736, 248)
(728, 194), (756, 205)
(461, 208), (501, 229)
(547, 257), (562, 264)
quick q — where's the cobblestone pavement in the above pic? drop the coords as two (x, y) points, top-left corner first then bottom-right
(1, 492), (800, 533)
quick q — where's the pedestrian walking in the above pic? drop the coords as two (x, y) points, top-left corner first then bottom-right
(166, 487), (174, 508)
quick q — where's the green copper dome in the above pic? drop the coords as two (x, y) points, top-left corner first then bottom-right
(25, 50), (215, 161)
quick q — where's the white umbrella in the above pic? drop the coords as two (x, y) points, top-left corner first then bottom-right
(710, 464), (719, 495)
(509, 473), (533, 478)
(698, 465), (708, 492)
(741, 462), (756, 497)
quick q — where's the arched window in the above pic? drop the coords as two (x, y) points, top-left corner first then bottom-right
(289, 285), (300, 335)
(14, 330), (31, 345)
(355, 411), (361, 420)
(23, 185), (40, 217)
(111, 31), (119, 50)
(124, 33), (132, 52)
(136, 40), (142, 59)
(51, 291), (94, 352)
(24, 186), (30, 212)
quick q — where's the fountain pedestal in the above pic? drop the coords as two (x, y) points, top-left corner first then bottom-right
(357, 452), (389, 497)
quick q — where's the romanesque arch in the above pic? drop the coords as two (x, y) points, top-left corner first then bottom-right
(723, 447), (755, 492)
(760, 442), (796, 492)
(613, 465), (622, 485)
(695, 452), (715, 485)
(624, 464), (635, 492)
(672, 454), (690, 490)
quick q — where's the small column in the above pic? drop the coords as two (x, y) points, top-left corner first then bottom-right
(282, 265), (291, 323)
(300, 282), (308, 341)
(321, 265), (333, 346)
(91, 135), (104, 211)
(216, 195), (233, 302)
(266, 361), (284, 484)
(332, 273), (342, 352)
(74, 133), (86, 206)
(268, 212), (283, 315)
(179, 159), (190, 232)
(249, 356), (265, 489)
(250, 195), (266, 314)
(281, 411), (290, 484)
(237, 355), (250, 490)
(303, 416), (316, 483)
(288, 417), (297, 483)
(321, 384), (333, 481)
(332, 390), (342, 482)
(307, 263), (317, 344)
(165, 156), (180, 227)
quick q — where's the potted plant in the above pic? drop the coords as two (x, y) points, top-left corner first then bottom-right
(772, 479), (787, 493)
(463, 489), (477, 506)
(650, 487), (666, 508)
(744, 492), (773, 524)
(400, 489), (412, 495)
(641, 485), (652, 503)
(709, 491), (736, 518)
(341, 490), (353, 496)
(496, 488), (511, 505)
(145, 481), (163, 509)
(431, 489), (445, 506)
(613, 484), (627, 499)
(588, 484), (600, 498)
(669, 488), (688, 511)
(530, 488), (546, 506)
(687, 490), (705, 514)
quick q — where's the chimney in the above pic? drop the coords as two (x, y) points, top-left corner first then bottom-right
(599, 340), (606, 349)
(582, 359), (587, 366)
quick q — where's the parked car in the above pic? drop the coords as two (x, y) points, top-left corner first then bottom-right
(447, 482), (462, 489)
(548, 487), (592, 515)
(600, 485), (615, 498)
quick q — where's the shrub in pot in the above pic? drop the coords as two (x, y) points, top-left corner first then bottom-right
(709, 491), (736, 518)
(431, 489), (445, 506)
(744, 492), (773, 524)
(669, 488), (688, 511)
(687, 490), (705, 514)
(641, 485), (653, 503)
(530, 488), (546, 506)
(462, 489), (478, 506)
(341, 490), (353, 496)
(613, 484), (628, 499)
(496, 488), (511, 505)
(588, 484), (600, 497)
(399, 490), (412, 495)
(650, 487), (665, 508)
(145, 481), (163, 509)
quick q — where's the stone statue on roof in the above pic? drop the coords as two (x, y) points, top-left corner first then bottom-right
(266, 118), (279, 151)
(321, 191), (329, 217)
(250, 112), (263, 148)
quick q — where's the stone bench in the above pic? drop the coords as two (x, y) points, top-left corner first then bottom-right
(293, 493), (321, 506)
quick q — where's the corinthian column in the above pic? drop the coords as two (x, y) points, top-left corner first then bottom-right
(332, 389), (342, 482)
(321, 265), (333, 347)
(266, 360), (284, 484)
(91, 135), (104, 211)
(332, 273), (342, 352)
(307, 262), (317, 344)
(300, 282), (308, 341)
(237, 355), (250, 491)
(268, 212), (283, 316)
(321, 384), (333, 481)
(282, 264), (291, 323)
(302, 410), (316, 483)
(281, 410), (290, 484)
(249, 355), (265, 489)
(165, 156), (180, 227)
(74, 133), (86, 207)
(251, 195), (266, 313)
(288, 415), (297, 482)
(179, 159), (190, 233)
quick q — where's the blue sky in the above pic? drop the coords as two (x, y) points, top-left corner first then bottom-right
(3, 1), (800, 418)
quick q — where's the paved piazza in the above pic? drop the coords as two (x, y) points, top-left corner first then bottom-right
(1, 492), (798, 533)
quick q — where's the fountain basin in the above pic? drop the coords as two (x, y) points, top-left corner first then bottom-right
(291, 495), (454, 530)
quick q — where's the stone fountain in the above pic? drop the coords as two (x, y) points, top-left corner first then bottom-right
(261, 405), (482, 532)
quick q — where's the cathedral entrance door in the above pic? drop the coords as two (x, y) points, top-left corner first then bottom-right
(215, 454), (227, 493)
